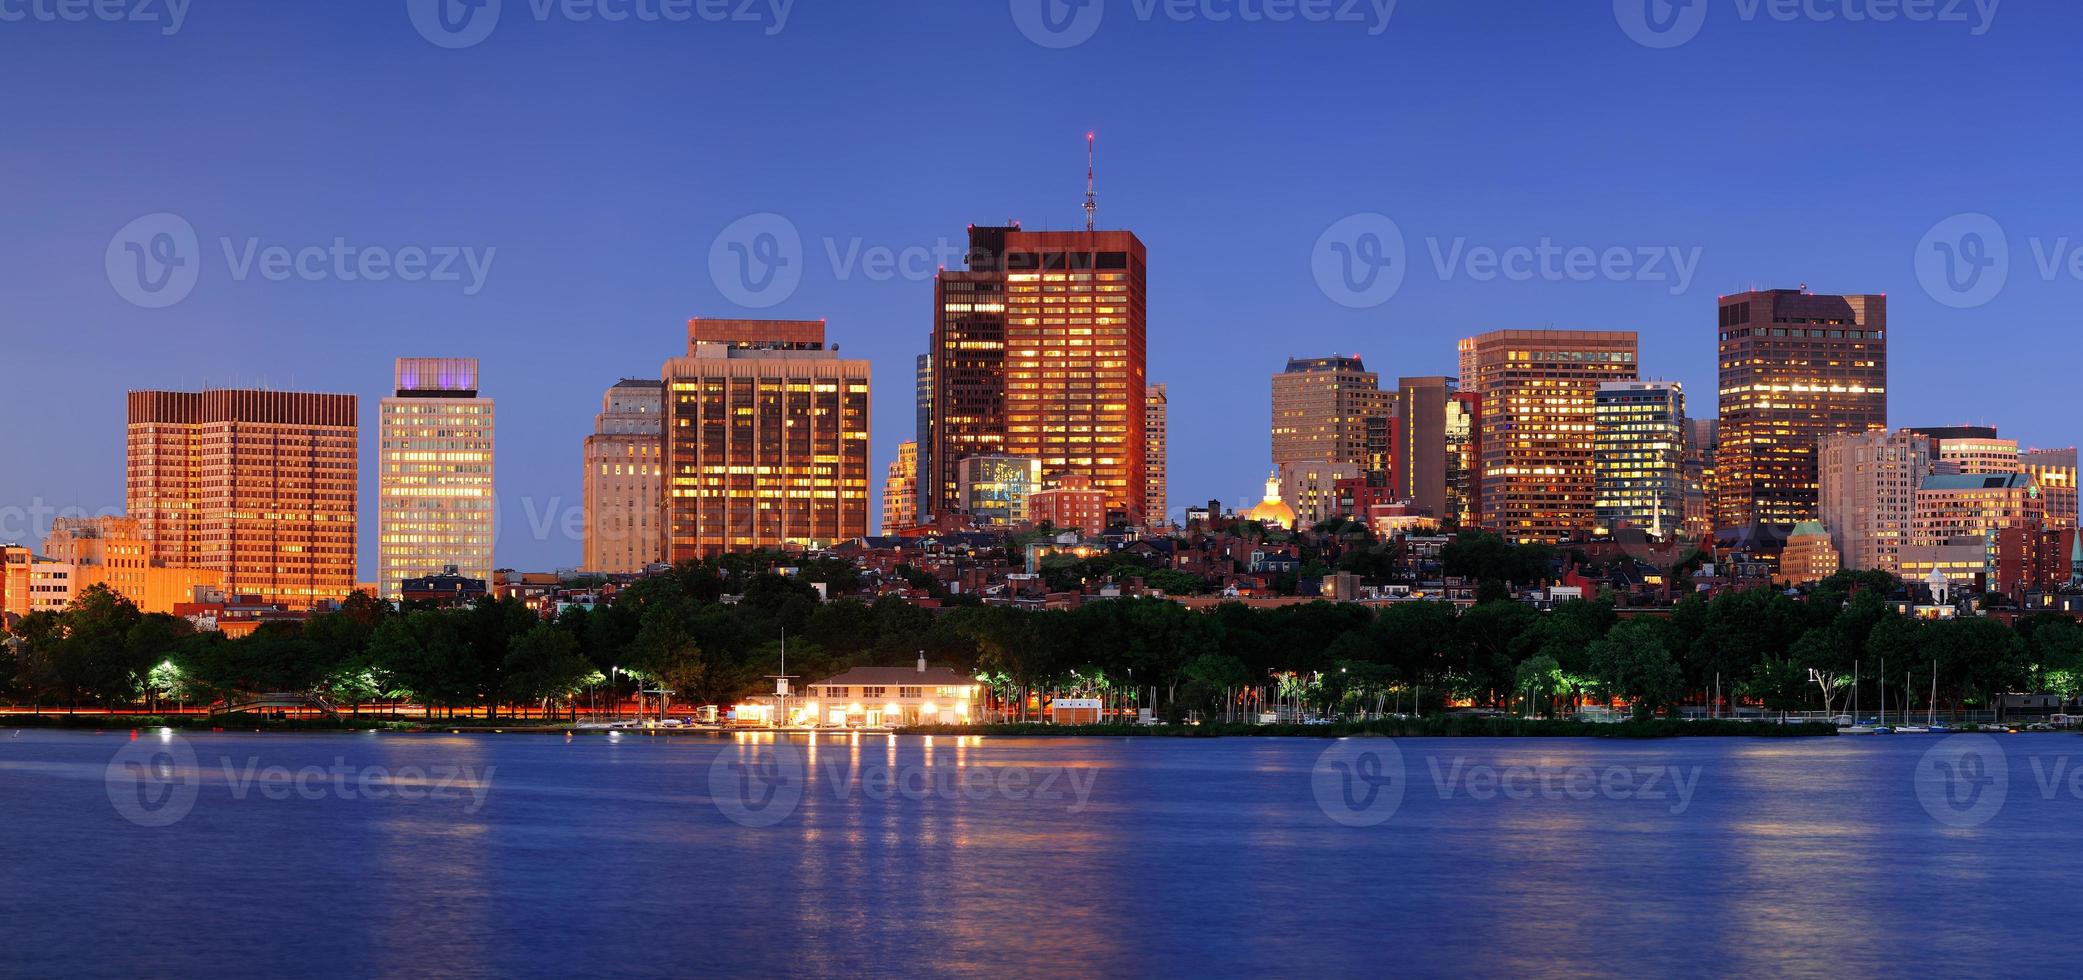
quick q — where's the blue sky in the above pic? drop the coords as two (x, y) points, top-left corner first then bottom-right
(1, 0), (2073, 575)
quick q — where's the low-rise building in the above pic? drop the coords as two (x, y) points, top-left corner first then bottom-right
(38, 516), (223, 614)
(800, 658), (983, 728)
(1777, 521), (1841, 587)
(1031, 473), (1107, 537)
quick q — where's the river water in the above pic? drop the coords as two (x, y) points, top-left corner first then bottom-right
(2, 729), (2076, 977)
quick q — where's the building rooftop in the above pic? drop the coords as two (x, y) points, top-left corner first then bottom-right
(1920, 473), (2032, 491)
(808, 665), (978, 689)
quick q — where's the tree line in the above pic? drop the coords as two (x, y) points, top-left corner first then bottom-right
(4, 553), (2079, 721)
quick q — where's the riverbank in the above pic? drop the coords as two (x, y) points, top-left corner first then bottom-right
(2, 714), (1840, 738)
(0, 714), (572, 733)
(901, 718), (1841, 738)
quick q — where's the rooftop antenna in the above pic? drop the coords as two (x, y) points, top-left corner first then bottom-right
(1083, 131), (1097, 233)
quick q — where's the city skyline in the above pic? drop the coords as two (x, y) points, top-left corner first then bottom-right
(9, 3), (2083, 575)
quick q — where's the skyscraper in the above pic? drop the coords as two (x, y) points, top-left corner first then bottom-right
(1003, 229), (1149, 527)
(883, 441), (919, 534)
(662, 319), (870, 559)
(915, 350), (934, 523)
(930, 226), (1012, 519)
(1393, 376), (1457, 518)
(1681, 418), (1718, 541)
(582, 379), (664, 574)
(1146, 383), (1169, 527)
(930, 222), (1150, 526)
(1271, 356), (1387, 469)
(1446, 390), (1480, 529)
(1715, 290), (1888, 531)
(379, 358), (495, 600)
(2024, 447), (2079, 531)
(1819, 428), (1933, 575)
(127, 388), (358, 608)
(1458, 330), (1639, 544)
(1593, 381), (1686, 538)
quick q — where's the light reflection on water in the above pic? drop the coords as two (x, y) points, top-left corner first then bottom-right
(3, 731), (2080, 976)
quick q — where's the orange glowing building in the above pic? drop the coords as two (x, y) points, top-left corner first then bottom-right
(933, 225), (1149, 528)
(1458, 329), (1640, 544)
(126, 388), (358, 609)
(661, 319), (871, 559)
(1714, 290), (1888, 531)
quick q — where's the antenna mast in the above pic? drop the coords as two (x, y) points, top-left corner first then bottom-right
(1083, 131), (1097, 232)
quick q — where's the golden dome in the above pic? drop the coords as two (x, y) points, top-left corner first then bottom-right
(1243, 471), (1295, 529)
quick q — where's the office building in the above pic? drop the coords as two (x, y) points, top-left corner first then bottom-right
(2023, 448), (2077, 531)
(1280, 461), (1363, 528)
(1906, 426), (2020, 476)
(1393, 376), (1456, 517)
(662, 319), (871, 559)
(915, 351), (935, 523)
(929, 227), (1011, 519)
(1030, 473), (1107, 537)
(1458, 329), (1640, 544)
(957, 455), (1044, 527)
(1913, 472), (2044, 549)
(1819, 428), (1933, 575)
(883, 441), (919, 534)
(1682, 418), (1718, 542)
(379, 358), (496, 600)
(1899, 536), (1990, 592)
(1272, 356), (1387, 470)
(0, 544), (29, 621)
(1593, 381), (1686, 538)
(582, 379), (664, 574)
(933, 224), (1150, 527)
(37, 516), (222, 614)
(127, 388), (358, 609)
(1447, 390), (1480, 529)
(1002, 229), (1149, 526)
(1146, 383), (1169, 527)
(1777, 521), (1841, 587)
(1715, 290), (1888, 530)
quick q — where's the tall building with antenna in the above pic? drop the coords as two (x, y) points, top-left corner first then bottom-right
(929, 135), (1151, 527)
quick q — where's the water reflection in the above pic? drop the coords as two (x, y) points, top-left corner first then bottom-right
(5, 732), (2081, 975)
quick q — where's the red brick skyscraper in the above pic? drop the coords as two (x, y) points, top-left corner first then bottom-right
(126, 389), (359, 608)
(933, 224), (1149, 526)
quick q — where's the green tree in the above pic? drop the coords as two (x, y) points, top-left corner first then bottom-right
(369, 611), (478, 717)
(1513, 654), (1563, 718)
(1586, 619), (1683, 719)
(503, 624), (596, 718)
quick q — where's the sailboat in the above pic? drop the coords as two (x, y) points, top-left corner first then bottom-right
(1840, 661), (1880, 734)
(1922, 661), (1951, 733)
(1872, 657), (1894, 734)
